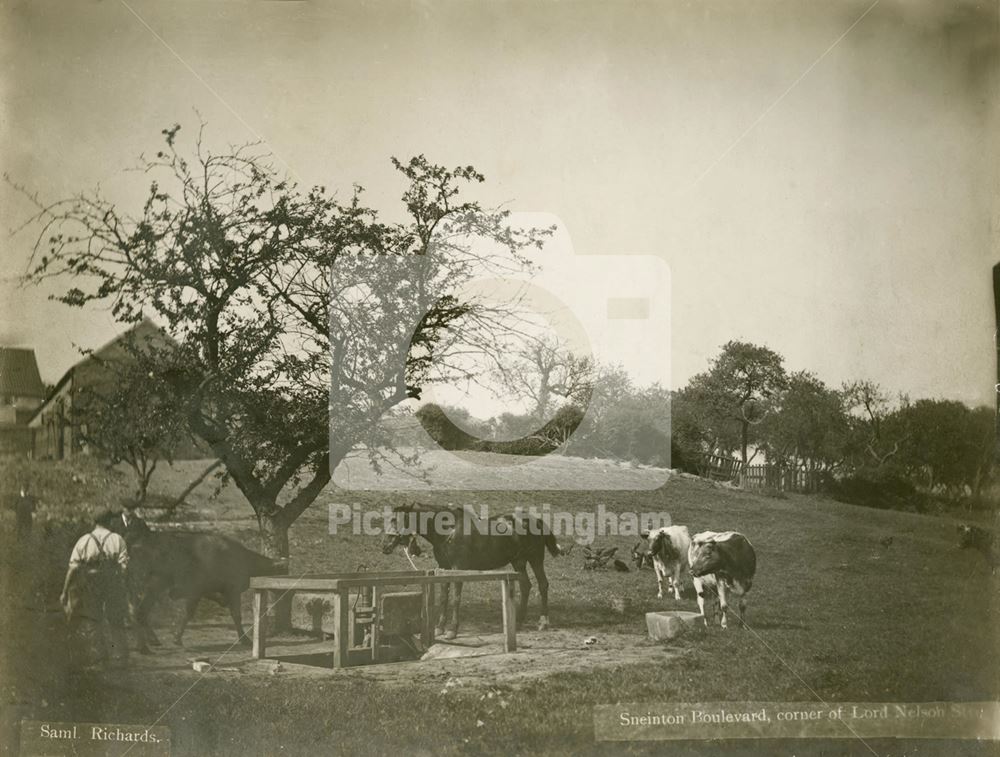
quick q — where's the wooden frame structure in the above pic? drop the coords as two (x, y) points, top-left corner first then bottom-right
(250, 569), (520, 667)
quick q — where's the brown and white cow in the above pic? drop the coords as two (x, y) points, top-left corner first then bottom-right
(688, 530), (756, 629)
(641, 525), (691, 601)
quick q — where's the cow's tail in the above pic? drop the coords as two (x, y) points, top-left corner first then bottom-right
(545, 533), (563, 557)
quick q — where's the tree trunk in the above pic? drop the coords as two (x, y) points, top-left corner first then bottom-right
(258, 509), (292, 632)
(129, 458), (150, 505)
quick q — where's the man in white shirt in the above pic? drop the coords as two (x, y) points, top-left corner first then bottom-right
(60, 510), (131, 668)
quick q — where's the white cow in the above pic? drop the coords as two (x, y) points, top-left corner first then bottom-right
(642, 525), (692, 601)
(688, 530), (756, 629)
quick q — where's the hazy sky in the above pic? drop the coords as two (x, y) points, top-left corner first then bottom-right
(1, 0), (996, 408)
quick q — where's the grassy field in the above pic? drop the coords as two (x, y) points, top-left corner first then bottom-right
(1, 454), (998, 756)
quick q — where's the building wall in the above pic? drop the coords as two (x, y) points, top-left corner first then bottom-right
(28, 362), (209, 461)
(28, 375), (74, 460)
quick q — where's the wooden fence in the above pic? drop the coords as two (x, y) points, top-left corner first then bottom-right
(741, 464), (823, 493)
(699, 454), (823, 494)
(700, 453), (742, 482)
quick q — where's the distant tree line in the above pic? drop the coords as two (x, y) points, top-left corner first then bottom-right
(416, 339), (996, 512)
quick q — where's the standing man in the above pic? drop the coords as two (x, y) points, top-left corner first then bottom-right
(60, 510), (131, 668)
(13, 483), (37, 538)
(108, 501), (152, 640)
(111, 501), (151, 543)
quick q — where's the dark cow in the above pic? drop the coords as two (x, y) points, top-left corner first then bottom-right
(958, 524), (997, 575)
(381, 503), (560, 638)
(115, 527), (284, 652)
(688, 530), (756, 629)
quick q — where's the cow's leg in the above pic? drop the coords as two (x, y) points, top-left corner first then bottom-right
(511, 559), (531, 626)
(671, 563), (683, 601)
(653, 560), (665, 599)
(529, 557), (550, 631)
(436, 582), (451, 636)
(133, 580), (167, 654)
(717, 582), (729, 629)
(444, 582), (463, 640)
(174, 596), (201, 646)
(692, 576), (708, 625)
(227, 592), (250, 646)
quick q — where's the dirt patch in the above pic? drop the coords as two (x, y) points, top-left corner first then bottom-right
(123, 625), (682, 691)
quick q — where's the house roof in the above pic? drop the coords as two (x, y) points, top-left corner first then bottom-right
(0, 347), (46, 399)
(27, 318), (176, 424)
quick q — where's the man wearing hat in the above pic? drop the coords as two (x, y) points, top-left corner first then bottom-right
(110, 500), (151, 543)
(60, 509), (131, 668)
(13, 482), (37, 539)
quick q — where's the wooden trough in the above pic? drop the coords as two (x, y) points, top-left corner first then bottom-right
(251, 569), (520, 668)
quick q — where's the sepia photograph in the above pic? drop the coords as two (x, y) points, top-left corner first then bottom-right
(0, 1), (997, 755)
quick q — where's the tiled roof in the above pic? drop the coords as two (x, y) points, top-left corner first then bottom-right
(0, 348), (46, 399)
(27, 318), (175, 425)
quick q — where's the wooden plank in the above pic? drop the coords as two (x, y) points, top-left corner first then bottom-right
(370, 586), (380, 663)
(501, 577), (517, 653)
(432, 569), (520, 578)
(333, 590), (349, 668)
(422, 583), (435, 649)
(252, 590), (266, 660)
(252, 570), (519, 591)
(333, 573), (517, 589)
(292, 570), (435, 580)
(250, 570), (432, 589)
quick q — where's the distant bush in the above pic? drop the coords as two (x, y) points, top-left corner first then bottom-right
(825, 474), (931, 513)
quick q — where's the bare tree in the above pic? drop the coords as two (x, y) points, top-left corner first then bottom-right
(842, 380), (910, 469)
(15, 124), (549, 627)
(494, 334), (593, 419)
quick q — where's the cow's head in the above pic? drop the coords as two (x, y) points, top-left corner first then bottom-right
(689, 540), (725, 577)
(380, 506), (422, 556)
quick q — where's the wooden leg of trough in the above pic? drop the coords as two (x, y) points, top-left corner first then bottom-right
(371, 587), (380, 663)
(501, 578), (517, 653)
(422, 583), (435, 649)
(252, 590), (266, 660)
(333, 590), (349, 668)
